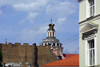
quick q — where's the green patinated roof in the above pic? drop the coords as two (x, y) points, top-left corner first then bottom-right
(47, 28), (55, 31)
(42, 37), (60, 43)
(43, 37), (59, 42)
(45, 37), (56, 39)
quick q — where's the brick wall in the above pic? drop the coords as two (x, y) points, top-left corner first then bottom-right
(37, 45), (58, 67)
(0, 43), (37, 67)
(0, 43), (58, 67)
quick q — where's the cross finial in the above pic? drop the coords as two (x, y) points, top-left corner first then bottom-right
(5, 38), (7, 44)
(51, 18), (52, 23)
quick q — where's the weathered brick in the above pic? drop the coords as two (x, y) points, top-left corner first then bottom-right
(0, 43), (58, 67)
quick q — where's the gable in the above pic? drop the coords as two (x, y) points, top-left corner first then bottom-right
(80, 23), (98, 34)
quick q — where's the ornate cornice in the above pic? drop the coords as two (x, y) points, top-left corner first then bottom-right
(79, 14), (100, 24)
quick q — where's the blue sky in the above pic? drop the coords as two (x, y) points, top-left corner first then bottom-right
(0, 0), (79, 54)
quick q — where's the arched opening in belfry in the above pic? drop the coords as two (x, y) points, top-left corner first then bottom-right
(50, 32), (51, 36)
(53, 43), (55, 46)
(48, 32), (49, 36)
(53, 32), (54, 37)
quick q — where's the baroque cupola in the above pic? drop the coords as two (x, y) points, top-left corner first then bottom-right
(40, 19), (63, 52)
(47, 23), (55, 37)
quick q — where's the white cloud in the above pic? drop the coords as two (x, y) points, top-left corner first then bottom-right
(12, 0), (48, 12)
(0, 0), (78, 24)
(46, 0), (78, 17)
(19, 12), (40, 24)
(57, 17), (66, 24)
(27, 12), (40, 23)
(19, 19), (26, 25)
(0, 0), (37, 7)
(37, 26), (48, 34)
(10, 0), (49, 24)
(16, 24), (48, 41)
(12, 3), (39, 12)
(52, 17), (67, 32)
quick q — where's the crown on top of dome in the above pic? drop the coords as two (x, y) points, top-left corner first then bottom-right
(49, 19), (55, 28)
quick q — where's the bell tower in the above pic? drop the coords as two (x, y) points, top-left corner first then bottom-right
(47, 22), (55, 37)
(40, 19), (65, 60)
(47, 19), (55, 37)
(40, 19), (63, 52)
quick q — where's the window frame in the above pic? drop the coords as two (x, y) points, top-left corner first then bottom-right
(85, 36), (97, 66)
(88, 39), (95, 66)
(89, 0), (95, 16)
(86, 0), (95, 18)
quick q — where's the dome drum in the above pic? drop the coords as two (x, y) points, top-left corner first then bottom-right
(41, 42), (62, 47)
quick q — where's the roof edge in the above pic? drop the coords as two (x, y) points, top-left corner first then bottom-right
(77, 0), (82, 2)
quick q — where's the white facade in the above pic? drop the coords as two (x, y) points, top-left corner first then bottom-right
(78, 0), (100, 67)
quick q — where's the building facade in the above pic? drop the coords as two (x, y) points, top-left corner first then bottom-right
(77, 0), (100, 67)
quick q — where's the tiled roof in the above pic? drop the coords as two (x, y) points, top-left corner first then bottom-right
(63, 54), (78, 58)
(42, 54), (79, 66)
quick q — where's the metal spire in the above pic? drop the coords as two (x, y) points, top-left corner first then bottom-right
(51, 18), (52, 23)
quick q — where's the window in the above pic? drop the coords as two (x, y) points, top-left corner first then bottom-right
(50, 32), (51, 36)
(57, 43), (59, 46)
(88, 39), (95, 66)
(89, 0), (95, 16)
(48, 42), (51, 45)
(53, 32), (54, 37)
(48, 32), (49, 37)
(45, 43), (47, 46)
(53, 43), (55, 46)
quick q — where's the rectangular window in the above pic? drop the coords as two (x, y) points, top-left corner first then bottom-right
(89, 0), (95, 16)
(88, 39), (95, 66)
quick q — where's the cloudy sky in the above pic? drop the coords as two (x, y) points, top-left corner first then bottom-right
(0, 0), (79, 54)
